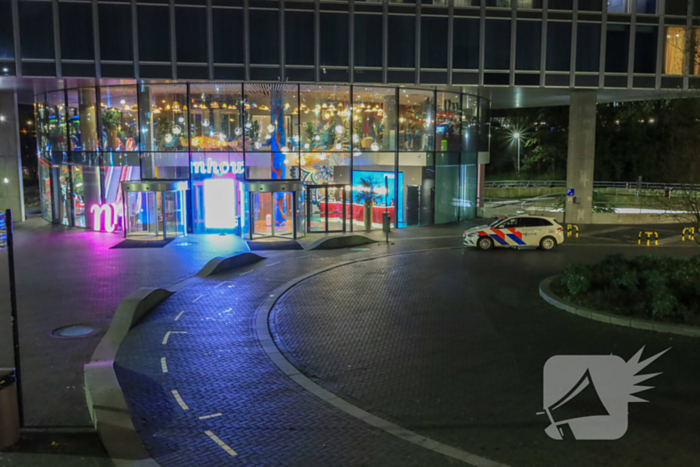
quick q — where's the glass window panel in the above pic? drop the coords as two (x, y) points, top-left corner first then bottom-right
(637, 0), (656, 13)
(101, 86), (139, 152)
(44, 91), (68, 152)
(286, 11), (314, 66)
(301, 152), (350, 186)
(190, 84), (244, 152)
(138, 84), (188, 151)
(516, 21), (541, 71)
(665, 0), (686, 15)
(138, 5), (171, 62)
(459, 159), (477, 220)
(250, 10), (279, 65)
(576, 23), (600, 72)
(399, 89), (435, 151)
(453, 18), (480, 69)
(398, 153), (433, 227)
(351, 152), (397, 230)
(67, 89), (99, 152)
(579, 0), (603, 10)
(176, 7), (207, 63)
(39, 160), (53, 222)
(19, 1), (54, 59)
(664, 26), (685, 75)
(140, 152), (189, 180)
(605, 25), (629, 73)
(59, 2), (94, 61)
(435, 152), (460, 224)
(190, 152), (244, 234)
(477, 97), (490, 153)
(99, 4), (133, 61)
(388, 15), (415, 68)
(607, 0), (629, 12)
(244, 83), (298, 155)
(635, 26), (657, 74)
(485, 0), (511, 6)
(321, 13), (349, 67)
(546, 22), (571, 72)
(352, 87), (397, 152)
(517, 0), (543, 8)
(0, 0), (13, 59)
(461, 94), (478, 153)
(299, 85), (351, 152)
(213, 8), (243, 64)
(421, 16), (447, 69)
(436, 92), (461, 152)
(485, 20), (511, 70)
(355, 14), (382, 68)
(549, 0), (573, 9)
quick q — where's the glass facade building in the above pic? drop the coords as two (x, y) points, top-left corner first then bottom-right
(35, 83), (488, 238)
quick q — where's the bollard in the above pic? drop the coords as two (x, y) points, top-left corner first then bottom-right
(639, 231), (658, 246)
(567, 224), (579, 238)
(682, 227), (695, 242)
(0, 369), (20, 449)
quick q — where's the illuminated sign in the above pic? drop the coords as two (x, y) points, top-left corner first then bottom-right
(90, 203), (121, 233)
(191, 158), (244, 176)
(204, 178), (238, 230)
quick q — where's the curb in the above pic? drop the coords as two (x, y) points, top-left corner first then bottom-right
(84, 252), (266, 467)
(539, 275), (700, 337)
(306, 234), (377, 250)
(255, 247), (509, 467)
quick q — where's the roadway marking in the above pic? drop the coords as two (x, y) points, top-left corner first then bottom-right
(161, 357), (168, 373)
(296, 255), (312, 260)
(162, 331), (187, 345)
(192, 294), (204, 303)
(239, 270), (253, 276)
(266, 261), (281, 267)
(174, 311), (185, 321)
(171, 390), (189, 410)
(214, 282), (229, 289)
(204, 430), (237, 457)
(198, 413), (222, 420)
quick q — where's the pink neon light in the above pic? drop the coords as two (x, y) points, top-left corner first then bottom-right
(90, 203), (121, 233)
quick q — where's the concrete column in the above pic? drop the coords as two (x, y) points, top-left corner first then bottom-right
(566, 90), (597, 224)
(0, 92), (25, 221)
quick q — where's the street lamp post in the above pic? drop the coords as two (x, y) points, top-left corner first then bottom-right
(514, 133), (521, 172)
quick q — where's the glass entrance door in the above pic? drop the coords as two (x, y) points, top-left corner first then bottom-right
(163, 191), (186, 238)
(126, 191), (158, 238)
(249, 191), (297, 239)
(307, 185), (346, 233)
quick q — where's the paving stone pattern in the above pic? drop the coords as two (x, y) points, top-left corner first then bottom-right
(115, 241), (465, 466)
(273, 247), (700, 467)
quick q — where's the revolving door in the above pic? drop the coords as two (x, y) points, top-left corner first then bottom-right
(121, 181), (189, 240)
(246, 181), (304, 240)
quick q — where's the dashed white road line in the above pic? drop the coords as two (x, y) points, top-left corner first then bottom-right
(239, 270), (253, 276)
(266, 261), (281, 267)
(162, 331), (187, 345)
(192, 294), (204, 303)
(174, 310), (185, 321)
(296, 255), (312, 260)
(214, 282), (228, 288)
(198, 413), (223, 420)
(161, 357), (168, 373)
(171, 390), (189, 410)
(204, 430), (237, 457)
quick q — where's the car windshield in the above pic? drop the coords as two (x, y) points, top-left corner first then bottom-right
(488, 218), (505, 227)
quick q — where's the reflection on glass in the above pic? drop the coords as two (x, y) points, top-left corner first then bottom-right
(244, 83), (298, 153)
(39, 160), (52, 222)
(301, 152), (350, 186)
(399, 89), (435, 151)
(67, 89), (99, 151)
(437, 92), (461, 152)
(462, 94), (479, 153)
(190, 84), (244, 152)
(72, 165), (85, 227)
(101, 86), (138, 152)
(138, 84), (188, 151)
(435, 152), (460, 224)
(398, 152), (434, 227)
(299, 85), (351, 152)
(352, 87), (396, 152)
(43, 91), (68, 152)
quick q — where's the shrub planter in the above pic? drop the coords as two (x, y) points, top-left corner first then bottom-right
(540, 275), (700, 337)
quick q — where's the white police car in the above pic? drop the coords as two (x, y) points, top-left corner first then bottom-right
(463, 215), (565, 251)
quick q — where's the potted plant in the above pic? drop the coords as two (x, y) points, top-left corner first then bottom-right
(354, 178), (380, 232)
(102, 109), (121, 149)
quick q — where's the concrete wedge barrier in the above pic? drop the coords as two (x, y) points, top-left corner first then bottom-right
(307, 235), (377, 250)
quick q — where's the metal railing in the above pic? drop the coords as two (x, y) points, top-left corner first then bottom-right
(485, 180), (700, 191)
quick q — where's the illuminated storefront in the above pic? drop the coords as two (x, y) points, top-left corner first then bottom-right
(35, 83), (488, 239)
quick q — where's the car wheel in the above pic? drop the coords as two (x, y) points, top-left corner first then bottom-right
(540, 236), (556, 251)
(477, 236), (494, 251)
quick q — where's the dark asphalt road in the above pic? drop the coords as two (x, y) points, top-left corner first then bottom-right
(272, 245), (700, 467)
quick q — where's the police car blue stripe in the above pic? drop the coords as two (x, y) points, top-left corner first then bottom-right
(506, 233), (526, 245)
(490, 234), (508, 246)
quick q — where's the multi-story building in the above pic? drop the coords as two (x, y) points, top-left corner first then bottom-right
(0, 0), (697, 236)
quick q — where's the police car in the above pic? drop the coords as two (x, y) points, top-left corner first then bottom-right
(463, 215), (564, 251)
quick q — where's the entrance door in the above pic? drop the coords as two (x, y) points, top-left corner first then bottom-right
(249, 191), (297, 239)
(307, 185), (346, 233)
